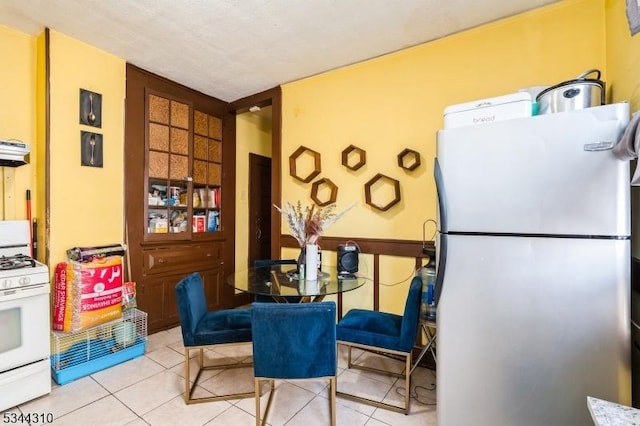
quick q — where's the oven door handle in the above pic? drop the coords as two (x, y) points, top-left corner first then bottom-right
(0, 284), (49, 301)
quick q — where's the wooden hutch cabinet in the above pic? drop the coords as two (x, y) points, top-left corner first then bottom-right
(125, 64), (237, 333)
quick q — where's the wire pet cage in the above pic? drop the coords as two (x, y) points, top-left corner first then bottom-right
(51, 308), (147, 385)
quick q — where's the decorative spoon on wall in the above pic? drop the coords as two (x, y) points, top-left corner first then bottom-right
(87, 93), (96, 125)
(89, 134), (96, 165)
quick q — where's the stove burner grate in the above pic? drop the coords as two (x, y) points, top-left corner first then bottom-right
(0, 254), (36, 270)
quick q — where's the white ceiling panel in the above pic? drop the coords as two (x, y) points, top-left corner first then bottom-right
(0, 0), (560, 102)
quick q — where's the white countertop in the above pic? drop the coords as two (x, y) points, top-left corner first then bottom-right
(588, 396), (640, 425)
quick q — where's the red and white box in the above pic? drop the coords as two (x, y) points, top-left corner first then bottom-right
(192, 215), (206, 233)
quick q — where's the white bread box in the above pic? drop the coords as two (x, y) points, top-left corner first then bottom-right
(443, 92), (532, 129)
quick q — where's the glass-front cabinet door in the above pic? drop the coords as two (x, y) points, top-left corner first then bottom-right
(145, 90), (222, 240)
(192, 109), (222, 233)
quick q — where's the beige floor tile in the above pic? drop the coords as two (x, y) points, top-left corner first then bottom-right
(91, 355), (165, 393)
(203, 404), (256, 425)
(167, 339), (187, 355)
(198, 365), (255, 399)
(335, 369), (393, 416)
(142, 394), (232, 426)
(286, 377), (330, 395)
(145, 346), (184, 369)
(287, 394), (370, 426)
(365, 418), (393, 426)
(50, 395), (138, 426)
(146, 329), (183, 353)
(18, 376), (109, 422)
(113, 370), (183, 416)
(371, 371), (437, 426)
(236, 380), (316, 426)
(169, 354), (230, 386)
(341, 351), (406, 385)
(411, 368), (437, 404)
(208, 342), (253, 360)
(165, 326), (183, 340)
(371, 401), (437, 426)
(124, 419), (149, 426)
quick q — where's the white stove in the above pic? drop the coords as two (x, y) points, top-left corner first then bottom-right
(0, 220), (51, 412)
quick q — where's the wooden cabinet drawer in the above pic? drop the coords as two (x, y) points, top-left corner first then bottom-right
(143, 243), (222, 276)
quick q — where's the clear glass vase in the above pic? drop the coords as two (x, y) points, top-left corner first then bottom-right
(297, 246), (306, 276)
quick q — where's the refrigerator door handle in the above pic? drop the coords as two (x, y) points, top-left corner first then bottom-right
(434, 158), (448, 233)
(434, 232), (447, 306)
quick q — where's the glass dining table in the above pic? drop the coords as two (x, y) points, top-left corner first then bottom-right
(227, 264), (366, 303)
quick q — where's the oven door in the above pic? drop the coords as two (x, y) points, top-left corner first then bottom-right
(0, 284), (50, 372)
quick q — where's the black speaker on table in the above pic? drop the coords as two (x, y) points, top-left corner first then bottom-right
(337, 244), (359, 275)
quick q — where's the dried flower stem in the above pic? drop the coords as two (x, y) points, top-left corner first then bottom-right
(274, 201), (356, 247)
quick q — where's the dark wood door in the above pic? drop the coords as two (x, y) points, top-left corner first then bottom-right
(248, 153), (272, 267)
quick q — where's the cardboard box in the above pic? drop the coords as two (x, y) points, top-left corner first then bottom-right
(443, 92), (532, 129)
(149, 218), (168, 233)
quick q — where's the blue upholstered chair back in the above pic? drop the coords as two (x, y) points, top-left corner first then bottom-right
(251, 302), (337, 379)
(175, 272), (209, 346)
(399, 276), (424, 351)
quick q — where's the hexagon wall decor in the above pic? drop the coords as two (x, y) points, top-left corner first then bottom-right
(397, 148), (421, 171)
(364, 173), (401, 211)
(310, 178), (338, 206)
(289, 146), (321, 183)
(341, 145), (366, 171)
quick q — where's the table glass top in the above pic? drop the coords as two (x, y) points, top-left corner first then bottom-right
(227, 265), (366, 298)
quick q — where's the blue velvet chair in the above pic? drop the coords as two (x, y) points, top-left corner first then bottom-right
(335, 276), (422, 414)
(251, 302), (337, 426)
(253, 258), (302, 303)
(175, 272), (254, 404)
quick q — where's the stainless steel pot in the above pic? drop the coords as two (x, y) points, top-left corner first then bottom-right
(535, 69), (605, 115)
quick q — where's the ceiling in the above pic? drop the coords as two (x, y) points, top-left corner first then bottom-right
(0, 0), (559, 103)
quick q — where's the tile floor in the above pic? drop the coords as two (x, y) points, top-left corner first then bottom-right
(6, 326), (437, 425)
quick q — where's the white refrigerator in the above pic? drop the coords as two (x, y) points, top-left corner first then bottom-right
(434, 102), (631, 426)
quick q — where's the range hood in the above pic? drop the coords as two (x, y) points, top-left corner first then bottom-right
(0, 139), (30, 167)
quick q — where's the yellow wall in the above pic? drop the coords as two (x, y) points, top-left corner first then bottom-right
(606, 0), (640, 108)
(0, 26), (36, 220)
(0, 28), (125, 268)
(234, 106), (273, 272)
(47, 31), (125, 267)
(281, 0), (607, 313)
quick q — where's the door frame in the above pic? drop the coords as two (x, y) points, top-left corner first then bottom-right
(230, 87), (283, 259)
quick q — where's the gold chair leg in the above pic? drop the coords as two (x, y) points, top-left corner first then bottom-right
(329, 377), (337, 426)
(184, 349), (191, 402)
(263, 380), (276, 424)
(255, 379), (275, 426)
(404, 353), (411, 414)
(254, 379), (261, 426)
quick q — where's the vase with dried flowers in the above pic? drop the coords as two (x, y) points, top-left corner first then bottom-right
(274, 201), (355, 277)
